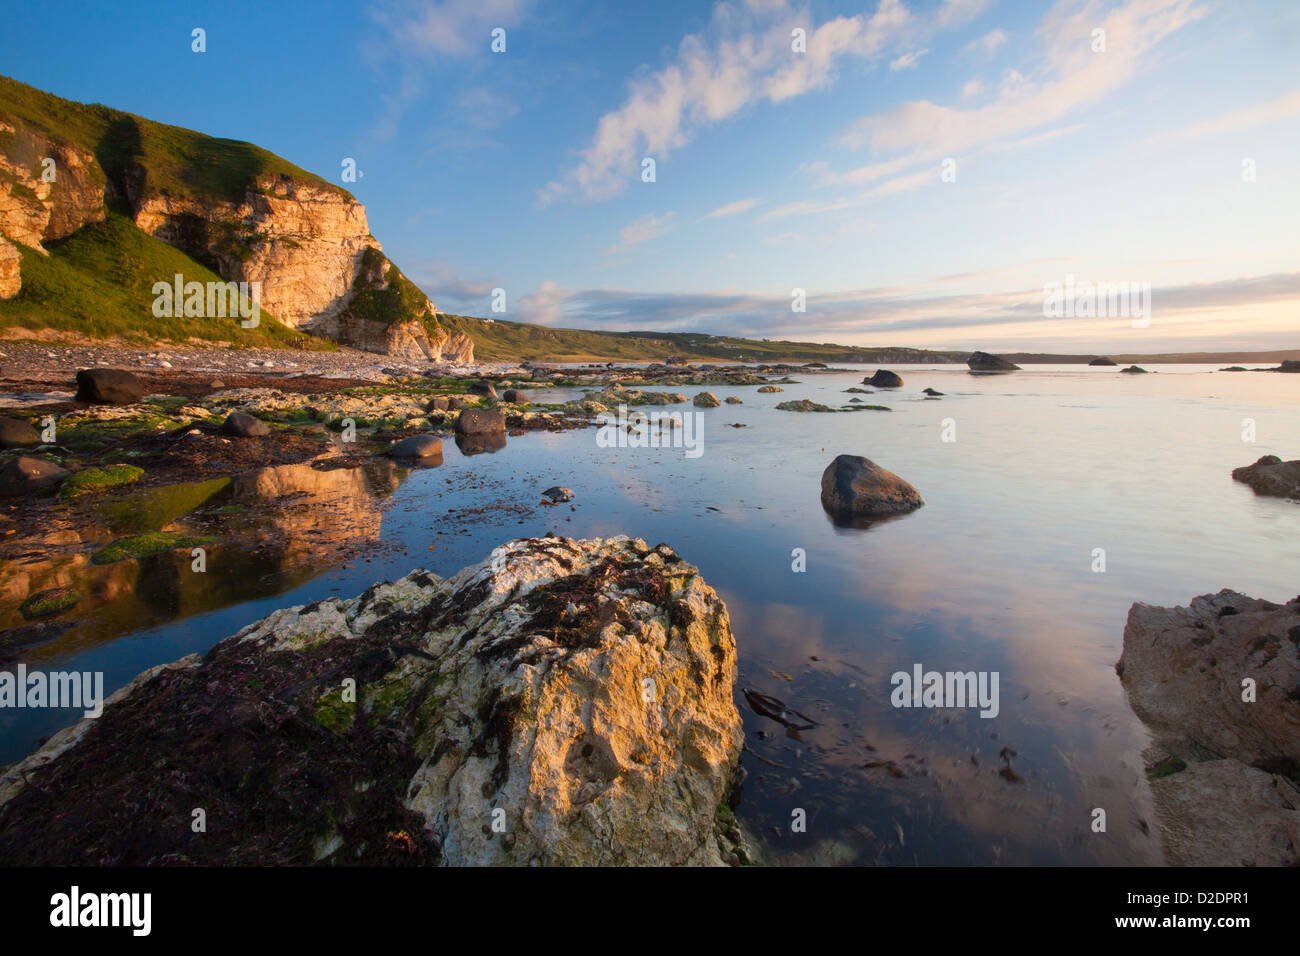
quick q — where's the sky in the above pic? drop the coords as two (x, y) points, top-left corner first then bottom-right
(2, 0), (1298, 352)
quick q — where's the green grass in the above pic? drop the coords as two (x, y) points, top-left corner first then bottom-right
(0, 213), (332, 347)
(344, 246), (438, 334)
(59, 463), (144, 498)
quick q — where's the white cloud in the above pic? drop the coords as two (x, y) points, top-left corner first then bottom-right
(961, 79), (984, 99)
(370, 0), (533, 58)
(889, 48), (929, 71)
(702, 197), (761, 219)
(540, 0), (931, 204)
(619, 211), (677, 245)
(966, 28), (1007, 56)
(1155, 88), (1300, 143)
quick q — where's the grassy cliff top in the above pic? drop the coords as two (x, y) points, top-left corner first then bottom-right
(0, 74), (347, 206)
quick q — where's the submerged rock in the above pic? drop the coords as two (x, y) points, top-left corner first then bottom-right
(820, 454), (924, 520)
(1118, 590), (1300, 866)
(966, 351), (1020, 373)
(0, 536), (745, 866)
(75, 368), (143, 404)
(1232, 455), (1300, 500)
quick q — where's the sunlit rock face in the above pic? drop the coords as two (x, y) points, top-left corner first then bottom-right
(1118, 590), (1300, 866)
(0, 536), (745, 866)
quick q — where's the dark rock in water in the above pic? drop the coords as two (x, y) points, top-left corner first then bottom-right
(220, 411), (271, 437)
(693, 391), (721, 408)
(1088, 357), (1118, 366)
(865, 369), (903, 388)
(1119, 365), (1149, 374)
(1231, 455), (1300, 500)
(387, 435), (444, 460)
(542, 486), (574, 502)
(0, 416), (40, 448)
(848, 397), (863, 403)
(469, 381), (498, 398)
(922, 388), (944, 396)
(803, 362), (828, 368)
(844, 387), (872, 394)
(0, 536), (744, 866)
(1258, 360), (1300, 373)
(455, 432), (507, 455)
(776, 399), (836, 413)
(1219, 366), (1247, 372)
(820, 454), (924, 520)
(966, 351), (1020, 372)
(724, 396), (743, 404)
(756, 385), (783, 393)
(1118, 590), (1300, 865)
(456, 408), (506, 436)
(426, 396), (451, 412)
(75, 368), (143, 404)
(502, 389), (521, 403)
(0, 456), (69, 496)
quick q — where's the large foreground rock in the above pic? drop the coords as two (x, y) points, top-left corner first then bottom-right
(0, 416), (40, 448)
(455, 408), (507, 436)
(820, 454), (924, 520)
(74, 368), (143, 404)
(1231, 455), (1300, 500)
(0, 456), (69, 496)
(1118, 590), (1300, 865)
(0, 536), (744, 866)
(966, 351), (1020, 372)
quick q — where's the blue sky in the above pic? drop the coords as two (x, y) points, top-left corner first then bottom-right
(2, 0), (1298, 351)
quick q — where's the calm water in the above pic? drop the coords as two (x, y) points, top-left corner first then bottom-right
(3, 364), (1297, 865)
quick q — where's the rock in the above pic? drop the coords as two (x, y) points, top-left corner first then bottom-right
(1088, 357), (1117, 366)
(0, 536), (744, 866)
(819, 454), (924, 520)
(1119, 365), (1149, 374)
(1278, 360), (1300, 373)
(1118, 590), (1300, 865)
(693, 391), (721, 408)
(541, 486), (574, 502)
(426, 396), (451, 412)
(446, 397), (469, 411)
(0, 238), (21, 300)
(502, 389), (520, 403)
(1231, 455), (1300, 500)
(0, 456), (70, 496)
(455, 408), (506, 436)
(756, 385), (783, 393)
(0, 416), (41, 448)
(966, 351), (1020, 372)
(665, 355), (688, 366)
(469, 381), (498, 399)
(74, 368), (143, 404)
(848, 397), (862, 403)
(775, 399), (834, 413)
(724, 397), (742, 404)
(387, 435), (443, 459)
(208, 379), (226, 390)
(922, 388), (944, 396)
(865, 369), (903, 388)
(220, 411), (271, 437)
(1219, 366), (1247, 372)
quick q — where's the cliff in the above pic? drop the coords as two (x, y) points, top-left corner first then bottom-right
(0, 75), (470, 361)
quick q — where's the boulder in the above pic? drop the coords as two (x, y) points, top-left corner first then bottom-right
(819, 455), (924, 519)
(1088, 357), (1117, 366)
(693, 392), (721, 408)
(455, 408), (507, 436)
(1119, 365), (1149, 374)
(966, 351), (1020, 372)
(208, 380), (226, 390)
(0, 416), (41, 448)
(387, 435), (444, 459)
(502, 389), (521, 403)
(220, 411), (271, 437)
(541, 486), (574, 502)
(74, 368), (143, 404)
(1118, 590), (1300, 865)
(0, 456), (69, 496)
(756, 385), (783, 393)
(1231, 455), (1300, 500)
(0, 536), (745, 866)
(724, 397), (743, 404)
(426, 396), (451, 412)
(469, 381), (498, 399)
(922, 388), (944, 396)
(865, 370), (903, 388)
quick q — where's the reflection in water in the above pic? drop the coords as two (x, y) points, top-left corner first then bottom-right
(455, 432), (507, 456)
(1, 366), (1296, 864)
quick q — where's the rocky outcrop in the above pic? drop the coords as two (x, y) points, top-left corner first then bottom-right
(693, 391), (721, 408)
(865, 369), (902, 388)
(1119, 365), (1149, 374)
(0, 237), (20, 299)
(966, 351), (1020, 372)
(1088, 356), (1117, 366)
(0, 536), (745, 866)
(75, 368), (144, 404)
(1118, 590), (1300, 866)
(1232, 455), (1300, 500)
(820, 454), (923, 520)
(0, 121), (106, 258)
